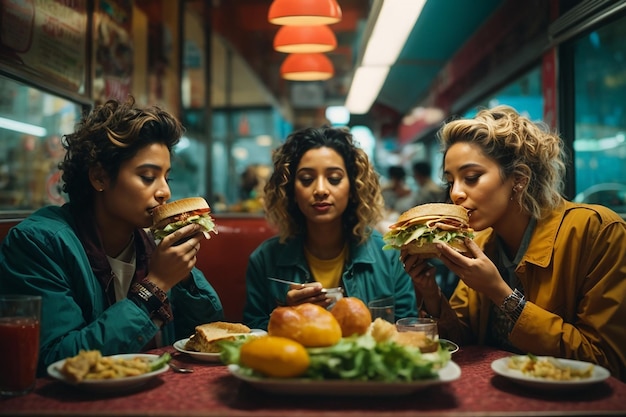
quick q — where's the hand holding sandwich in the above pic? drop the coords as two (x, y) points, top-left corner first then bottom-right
(146, 197), (218, 291)
(146, 223), (204, 292)
(388, 203), (509, 314)
(435, 236), (513, 309)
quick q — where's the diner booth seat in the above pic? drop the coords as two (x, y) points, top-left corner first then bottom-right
(0, 214), (277, 324)
(0, 219), (18, 245)
(195, 214), (276, 322)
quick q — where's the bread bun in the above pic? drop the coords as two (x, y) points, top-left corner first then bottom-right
(397, 203), (469, 224)
(330, 297), (371, 337)
(404, 238), (469, 257)
(152, 197), (210, 228)
(268, 303), (342, 347)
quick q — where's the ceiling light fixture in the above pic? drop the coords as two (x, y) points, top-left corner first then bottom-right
(268, 0), (342, 26)
(280, 53), (334, 81)
(345, 0), (426, 114)
(345, 66), (389, 114)
(274, 25), (337, 53)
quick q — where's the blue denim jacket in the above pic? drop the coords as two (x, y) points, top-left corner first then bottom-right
(243, 230), (417, 330)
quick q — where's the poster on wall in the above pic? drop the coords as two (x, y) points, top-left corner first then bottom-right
(93, 0), (133, 103)
(0, 0), (88, 92)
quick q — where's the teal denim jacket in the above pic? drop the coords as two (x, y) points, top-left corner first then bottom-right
(0, 205), (223, 375)
(243, 230), (417, 330)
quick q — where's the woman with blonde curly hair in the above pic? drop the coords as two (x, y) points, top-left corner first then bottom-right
(244, 126), (417, 330)
(402, 106), (626, 380)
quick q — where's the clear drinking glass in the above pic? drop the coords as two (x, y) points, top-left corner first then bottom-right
(0, 295), (41, 396)
(368, 296), (395, 322)
(396, 317), (439, 353)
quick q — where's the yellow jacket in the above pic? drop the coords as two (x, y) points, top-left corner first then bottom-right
(446, 200), (626, 380)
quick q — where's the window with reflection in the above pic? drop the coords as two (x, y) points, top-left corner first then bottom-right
(571, 14), (626, 219)
(0, 75), (81, 215)
(463, 66), (544, 121)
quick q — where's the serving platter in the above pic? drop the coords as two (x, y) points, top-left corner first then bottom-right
(491, 356), (610, 390)
(174, 329), (267, 362)
(47, 353), (169, 393)
(228, 361), (461, 396)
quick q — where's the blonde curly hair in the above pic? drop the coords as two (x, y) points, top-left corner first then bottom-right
(264, 126), (384, 244)
(438, 105), (568, 219)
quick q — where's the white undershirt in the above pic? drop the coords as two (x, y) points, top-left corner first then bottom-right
(107, 237), (137, 301)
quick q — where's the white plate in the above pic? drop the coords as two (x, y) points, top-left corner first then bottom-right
(173, 329), (267, 362)
(47, 353), (169, 393)
(227, 361), (461, 396)
(491, 356), (610, 390)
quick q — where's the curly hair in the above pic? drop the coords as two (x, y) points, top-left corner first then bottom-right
(60, 97), (184, 208)
(438, 105), (568, 219)
(263, 126), (384, 244)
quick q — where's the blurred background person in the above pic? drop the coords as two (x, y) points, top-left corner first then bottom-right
(406, 160), (447, 209)
(381, 165), (413, 213)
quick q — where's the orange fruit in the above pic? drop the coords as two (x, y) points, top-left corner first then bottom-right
(239, 336), (310, 378)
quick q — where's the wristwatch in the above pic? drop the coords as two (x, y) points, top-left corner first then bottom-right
(500, 289), (526, 322)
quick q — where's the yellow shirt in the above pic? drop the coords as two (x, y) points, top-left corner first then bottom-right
(304, 244), (348, 289)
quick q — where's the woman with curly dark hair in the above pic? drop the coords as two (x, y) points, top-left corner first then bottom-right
(0, 97), (224, 375)
(243, 126), (417, 330)
(403, 105), (626, 380)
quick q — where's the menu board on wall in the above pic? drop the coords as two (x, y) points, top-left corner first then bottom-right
(0, 0), (88, 92)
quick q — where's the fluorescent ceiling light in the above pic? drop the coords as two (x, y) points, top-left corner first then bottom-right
(0, 117), (47, 137)
(325, 105), (350, 125)
(345, 0), (426, 114)
(362, 0), (426, 66)
(345, 66), (389, 114)
(256, 135), (273, 146)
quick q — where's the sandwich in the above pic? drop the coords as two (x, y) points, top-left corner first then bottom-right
(151, 197), (217, 241)
(382, 203), (474, 256)
(184, 321), (252, 353)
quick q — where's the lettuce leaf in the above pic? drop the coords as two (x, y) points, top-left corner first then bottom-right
(220, 334), (451, 381)
(152, 214), (216, 240)
(382, 225), (473, 251)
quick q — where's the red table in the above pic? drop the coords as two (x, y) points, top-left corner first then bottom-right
(1, 345), (625, 417)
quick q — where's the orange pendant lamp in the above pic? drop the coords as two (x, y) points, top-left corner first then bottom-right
(268, 0), (342, 26)
(280, 53), (334, 81)
(274, 25), (337, 53)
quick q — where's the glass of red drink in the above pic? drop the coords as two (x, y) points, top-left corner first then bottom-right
(0, 295), (41, 396)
